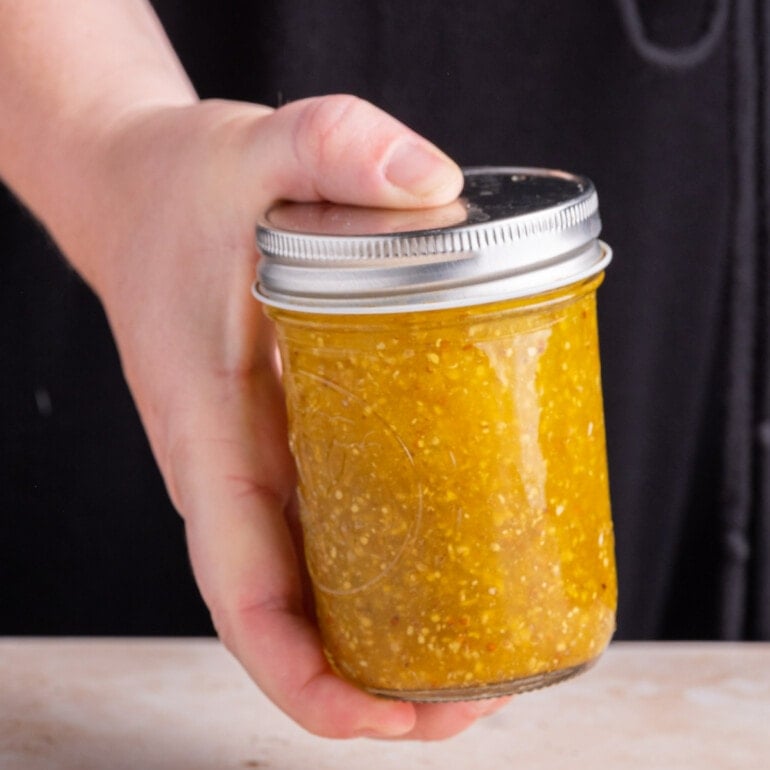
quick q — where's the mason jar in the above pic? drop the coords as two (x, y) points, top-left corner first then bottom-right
(255, 167), (617, 701)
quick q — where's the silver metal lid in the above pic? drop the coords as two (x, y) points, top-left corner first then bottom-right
(255, 166), (611, 314)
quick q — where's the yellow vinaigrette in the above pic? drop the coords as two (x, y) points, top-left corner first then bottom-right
(268, 275), (616, 700)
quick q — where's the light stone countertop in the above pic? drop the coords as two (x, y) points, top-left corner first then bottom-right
(1, 639), (768, 770)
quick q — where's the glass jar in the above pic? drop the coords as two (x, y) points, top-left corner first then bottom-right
(255, 168), (616, 701)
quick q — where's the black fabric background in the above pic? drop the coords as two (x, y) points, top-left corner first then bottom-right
(0, 1), (735, 639)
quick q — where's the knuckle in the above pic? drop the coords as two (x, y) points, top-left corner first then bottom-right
(209, 604), (238, 655)
(292, 94), (369, 168)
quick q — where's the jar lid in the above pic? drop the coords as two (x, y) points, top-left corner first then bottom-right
(255, 166), (611, 314)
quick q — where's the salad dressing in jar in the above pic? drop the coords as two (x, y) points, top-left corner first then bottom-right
(255, 168), (616, 701)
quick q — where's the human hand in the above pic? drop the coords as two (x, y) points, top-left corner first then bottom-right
(63, 95), (510, 739)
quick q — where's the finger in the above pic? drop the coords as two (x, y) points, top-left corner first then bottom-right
(170, 371), (417, 739)
(246, 94), (464, 209)
(400, 697), (513, 741)
(472, 695), (514, 717)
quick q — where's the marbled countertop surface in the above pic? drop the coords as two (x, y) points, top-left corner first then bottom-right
(1, 640), (768, 769)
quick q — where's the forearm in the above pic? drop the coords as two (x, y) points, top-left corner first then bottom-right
(0, 0), (196, 253)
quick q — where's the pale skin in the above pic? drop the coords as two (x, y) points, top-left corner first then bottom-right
(0, 1), (511, 739)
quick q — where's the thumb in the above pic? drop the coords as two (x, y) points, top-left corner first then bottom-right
(248, 94), (464, 208)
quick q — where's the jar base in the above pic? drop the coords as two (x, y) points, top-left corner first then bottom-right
(365, 658), (597, 702)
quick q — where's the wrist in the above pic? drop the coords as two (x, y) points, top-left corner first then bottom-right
(53, 99), (274, 299)
(0, 0), (198, 273)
